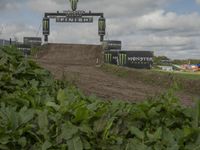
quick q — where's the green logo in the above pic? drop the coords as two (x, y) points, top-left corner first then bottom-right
(99, 19), (105, 30)
(43, 19), (49, 31)
(69, 0), (79, 11)
(119, 53), (127, 65)
(105, 53), (112, 63)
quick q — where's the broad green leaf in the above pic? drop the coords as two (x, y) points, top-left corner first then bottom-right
(82, 139), (91, 150)
(46, 101), (60, 111)
(130, 127), (144, 140)
(148, 107), (159, 118)
(67, 136), (83, 150)
(162, 128), (177, 147)
(154, 127), (162, 140)
(73, 107), (89, 122)
(18, 137), (27, 148)
(19, 107), (35, 125)
(0, 136), (10, 145)
(184, 127), (193, 138)
(57, 89), (68, 104)
(42, 140), (52, 150)
(0, 144), (9, 150)
(59, 122), (78, 141)
(37, 110), (49, 139)
(193, 100), (200, 128)
(78, 124), (93, 136)
(126, 139), (147, 150)
(94, 117), (108, 133)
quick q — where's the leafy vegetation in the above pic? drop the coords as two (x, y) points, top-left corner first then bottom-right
(153, 56), (172, 66)
(31, 45), (48, 56)
(153, 56), (200, 65)
(154, 69), (200, 80)
(172, 59), (200, 65)
(0, 46), (200, 149)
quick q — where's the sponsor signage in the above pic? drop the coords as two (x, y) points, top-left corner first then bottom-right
(127, 57), (153, 62)
(43, 18), (50, 35)
(119, 53), (127, 66)
(24, 37), (42, 45)
(63, 10), (86, 16)
(105, 51), (119, 65)
(119, 51), (154, 69)
(105, 53), (112, 63)
(56, 17), (93, 23)
(104, 51), (154, 69)
(103, 40), (122, 50)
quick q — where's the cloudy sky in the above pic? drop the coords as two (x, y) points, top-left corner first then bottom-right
(0, 0), (200, 59)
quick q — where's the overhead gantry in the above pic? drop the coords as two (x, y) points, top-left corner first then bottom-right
(43, 0), (106, 43)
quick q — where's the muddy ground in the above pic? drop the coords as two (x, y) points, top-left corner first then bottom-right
(36, 43), (198, 105)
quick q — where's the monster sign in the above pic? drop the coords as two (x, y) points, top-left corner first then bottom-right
(69, 0), (79, 11)
(42, 0), (106, 42)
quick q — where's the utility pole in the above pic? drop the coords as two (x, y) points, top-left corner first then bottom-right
(0, 25), (3, 35)
(0, 25), (4, 46)
(36, 24), (41, 37)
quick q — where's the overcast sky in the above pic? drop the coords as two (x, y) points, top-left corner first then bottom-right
(0, 0), (200, 59)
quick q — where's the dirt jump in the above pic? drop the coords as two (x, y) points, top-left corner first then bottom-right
(36, 43), (197, 105)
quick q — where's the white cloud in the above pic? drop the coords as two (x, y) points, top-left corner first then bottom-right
(135, 10), (200, 32)
(0, 0), (25, 11)
(27, 0), (66, 12)
(27, 0), (171, 17)
(0, 23), (37, 42)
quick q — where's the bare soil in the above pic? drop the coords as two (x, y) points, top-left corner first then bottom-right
(36, 43), (197, 105)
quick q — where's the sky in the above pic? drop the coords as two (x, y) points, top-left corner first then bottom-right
(0, 0), (200, 59)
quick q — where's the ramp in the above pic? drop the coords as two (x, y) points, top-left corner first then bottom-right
(36, 43), (104, 66)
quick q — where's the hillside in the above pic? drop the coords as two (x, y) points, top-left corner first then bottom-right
(36, 43), (199, 105)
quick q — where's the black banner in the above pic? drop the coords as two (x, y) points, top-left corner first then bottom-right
(120, 51), (153, 69)
(103, 40), (121, 50)
(104, 51), (154, 69)
(56, 17), (93, 23)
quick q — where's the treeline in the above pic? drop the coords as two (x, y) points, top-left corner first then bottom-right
(173, 59), (200, 65)
(153, 56), (200, 65)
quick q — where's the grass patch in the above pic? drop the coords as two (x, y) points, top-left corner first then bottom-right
(153, 69), (200, 80)
(101, 64), (200, 95)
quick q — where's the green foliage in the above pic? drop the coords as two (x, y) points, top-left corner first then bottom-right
(0, 46), (200, 149)
(153, 56), (200, 66)
(153, 56), (171, 66)
(172, 59), (200, 65)
(31, 46), (42, 56)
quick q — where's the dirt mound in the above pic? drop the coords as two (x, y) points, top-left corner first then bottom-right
(36, 43), (103, 66)
(36, 43), (196, 105)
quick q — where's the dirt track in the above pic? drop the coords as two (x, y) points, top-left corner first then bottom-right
(36, 43), (195, 105)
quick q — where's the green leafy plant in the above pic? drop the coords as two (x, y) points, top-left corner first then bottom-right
(0, 46), (200, 149)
